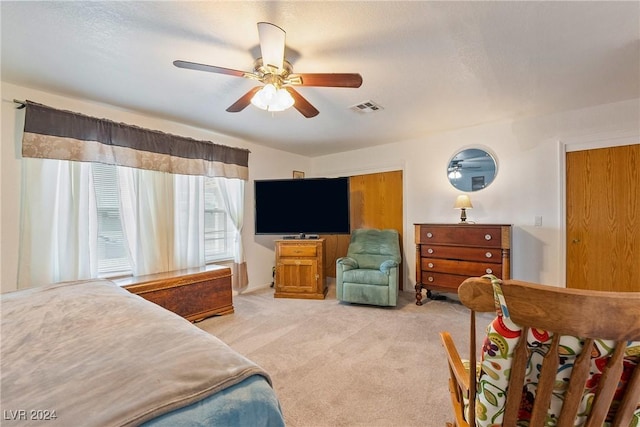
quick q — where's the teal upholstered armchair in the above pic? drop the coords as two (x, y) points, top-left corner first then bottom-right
(336, 228), (402, 307)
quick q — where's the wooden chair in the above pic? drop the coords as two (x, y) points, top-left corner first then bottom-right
(440, 276), (640, 427)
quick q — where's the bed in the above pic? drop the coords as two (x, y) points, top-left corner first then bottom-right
(0, 279), (285, 426)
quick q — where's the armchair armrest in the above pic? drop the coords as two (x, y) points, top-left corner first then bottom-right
(441, 331), (473, 427)
(337, 257), (358, 271)
(379, 259), (398, 274)
(439, 331), (470, 396)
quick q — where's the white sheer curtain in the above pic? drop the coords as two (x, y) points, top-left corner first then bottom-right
(18, 159), (97, 288)
(118, 168), (205, 276)
(217, 177), (248, 291)
(172, 174), (205, 270)
(118, 167), (173, 275)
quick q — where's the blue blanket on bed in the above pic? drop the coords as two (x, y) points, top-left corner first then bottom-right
(144, 375), (285, 427)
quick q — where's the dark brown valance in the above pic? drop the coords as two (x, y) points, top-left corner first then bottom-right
(21, 100), (249, 180)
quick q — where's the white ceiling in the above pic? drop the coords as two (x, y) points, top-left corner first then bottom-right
(2, 1), (639, 157)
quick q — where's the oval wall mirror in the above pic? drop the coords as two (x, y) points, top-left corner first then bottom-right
(447, 148), (498, 191)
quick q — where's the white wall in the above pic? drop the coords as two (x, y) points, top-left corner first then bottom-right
(2, 82), (638, 294)
(1, 82), (312, 293)
(311, 99), (640, 289)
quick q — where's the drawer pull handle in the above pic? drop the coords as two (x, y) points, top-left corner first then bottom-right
(426, 232), (433, 238)
(427, 277), (434, 282)
(428, 263), (434, 268)
(486, 268), (493, 274)
(427, 248), (434, 254)
(485, 252), (492, 258)
(485, 234), (492, 241)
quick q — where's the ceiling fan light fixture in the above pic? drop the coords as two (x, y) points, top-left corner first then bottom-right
(251, 84), (295, 112)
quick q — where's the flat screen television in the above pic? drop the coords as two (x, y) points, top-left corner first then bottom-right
(254, 177), (350, 236)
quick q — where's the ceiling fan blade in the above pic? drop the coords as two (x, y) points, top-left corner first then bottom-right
(226, 87), (262, 112)
(257, 22), (285, 72)
(173, 60), (248, 78)
(285, 87), (319, 118)
(288, 73), (363, 88)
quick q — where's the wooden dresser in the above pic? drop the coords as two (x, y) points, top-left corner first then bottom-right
(274, 239), (327, 299)
(115, 264), (233, 321)
(414, 223), (511, 305)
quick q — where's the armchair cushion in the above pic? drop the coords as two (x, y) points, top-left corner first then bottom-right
(342, 269), (390, 286)
(347, 229), (402, 269)
(476, 317), (640, 427)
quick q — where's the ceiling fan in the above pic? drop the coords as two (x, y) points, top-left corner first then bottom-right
(173, 22), (363, 118)
(448, 160), (482, 171)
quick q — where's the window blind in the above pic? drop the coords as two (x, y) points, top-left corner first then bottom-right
(91, 163), (132, 276)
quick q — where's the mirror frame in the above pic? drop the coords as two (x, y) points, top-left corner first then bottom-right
(447, 147), (498, 192)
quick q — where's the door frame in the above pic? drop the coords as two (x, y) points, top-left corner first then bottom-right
(558, 132), (639, 287)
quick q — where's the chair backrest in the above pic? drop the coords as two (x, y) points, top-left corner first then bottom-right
(459, 277), (640, 427)
(347, 228), (401, 270)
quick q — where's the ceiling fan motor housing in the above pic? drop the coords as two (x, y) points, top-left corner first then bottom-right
(253, 58), (298, 88)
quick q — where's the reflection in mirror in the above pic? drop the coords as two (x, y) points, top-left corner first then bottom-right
(447, 148), (497, 191)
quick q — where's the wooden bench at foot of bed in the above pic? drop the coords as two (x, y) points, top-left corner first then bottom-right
(115, 264), (233, 322)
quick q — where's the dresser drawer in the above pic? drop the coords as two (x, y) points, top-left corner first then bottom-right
(419, 271), (468, 290)
(420, 245), (502, 263)
(419, 226), (503, 248)
(279, 244), (318, 257)
(421, 258), (501, 277)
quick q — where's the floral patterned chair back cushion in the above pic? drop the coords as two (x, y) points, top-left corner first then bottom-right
(475, 277), (640, 427)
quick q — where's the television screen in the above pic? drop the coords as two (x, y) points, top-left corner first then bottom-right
(254, 177), (350, 235)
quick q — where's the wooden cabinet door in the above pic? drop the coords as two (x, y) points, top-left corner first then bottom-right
(276, 259), (318, 294)
(566, 144), (639, 291)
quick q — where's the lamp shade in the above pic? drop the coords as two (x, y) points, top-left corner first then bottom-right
(448, 170), (462, 179)
(454, 194), (473, 209)
(251, 84), (295, 112)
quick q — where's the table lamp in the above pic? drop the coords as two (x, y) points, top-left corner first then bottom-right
(454, 195), (473, 223)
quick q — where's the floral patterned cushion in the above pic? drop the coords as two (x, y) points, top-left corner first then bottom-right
(473, 278), (640, 427)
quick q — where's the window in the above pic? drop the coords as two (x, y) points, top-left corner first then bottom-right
(204, 178), (235, 262)
(92, 164), (235, 277)
(92, 163), (132, 277)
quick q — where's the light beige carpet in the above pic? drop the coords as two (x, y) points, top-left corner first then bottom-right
(197, 282), (493, 427)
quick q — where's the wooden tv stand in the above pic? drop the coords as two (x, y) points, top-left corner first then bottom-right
(115, 264), (233, 322)
(274, 239), (327, 299)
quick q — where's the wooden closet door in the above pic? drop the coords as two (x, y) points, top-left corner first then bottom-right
(566, 144), (639, 291)
(349, 170), (403, 233)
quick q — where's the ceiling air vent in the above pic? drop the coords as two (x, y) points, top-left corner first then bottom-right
(350, 100), (384, 114)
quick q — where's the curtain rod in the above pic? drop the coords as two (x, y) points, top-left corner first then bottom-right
(13, 99), (26, 109)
